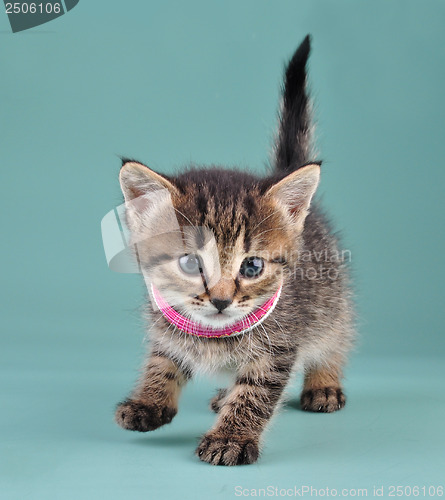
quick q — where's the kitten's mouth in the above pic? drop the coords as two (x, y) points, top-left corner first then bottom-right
(207, 312), (229, 319)
(200, 311), (240, 327)
(150, 284), (282, 338)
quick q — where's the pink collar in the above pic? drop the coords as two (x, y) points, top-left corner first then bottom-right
(150, 284), (282, 338)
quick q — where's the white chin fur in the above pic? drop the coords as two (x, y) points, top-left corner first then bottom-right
(188, 287), (282, 333)
(191, 310), (246, 328)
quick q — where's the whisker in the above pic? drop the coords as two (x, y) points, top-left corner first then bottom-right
(254, 226), (286, 239)
(251, 209), (282, 232)
(172, 207), (195, 228)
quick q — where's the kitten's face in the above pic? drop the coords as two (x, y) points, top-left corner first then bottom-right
(136, 199), (289, 328)
(120, 163), (319, 329)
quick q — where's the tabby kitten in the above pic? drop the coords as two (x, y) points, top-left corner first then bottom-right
(114, 35), (354, 466)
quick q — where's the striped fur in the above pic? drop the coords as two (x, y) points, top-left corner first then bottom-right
(114, 35), (355, 466)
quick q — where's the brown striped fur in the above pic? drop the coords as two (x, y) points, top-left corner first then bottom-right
(114, 35), (355, 465)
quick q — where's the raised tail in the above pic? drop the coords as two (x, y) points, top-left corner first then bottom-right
(274, 35), (314, 173)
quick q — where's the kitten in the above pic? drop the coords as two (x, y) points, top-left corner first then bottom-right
(114, 35), (355, 466)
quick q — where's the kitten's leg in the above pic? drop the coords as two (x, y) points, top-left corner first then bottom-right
(300, 363), (346, 413)
(209, 388), (228, 413)
(196, 355), (294, 465)
(115, 352), (190, 432)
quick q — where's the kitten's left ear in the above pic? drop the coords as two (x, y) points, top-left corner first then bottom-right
(266, 163), (320, 227)
(119, 161), (178, 202)
(119, 161), (179, 232)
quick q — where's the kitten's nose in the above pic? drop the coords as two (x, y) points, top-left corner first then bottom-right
(211, 298), (232, 313)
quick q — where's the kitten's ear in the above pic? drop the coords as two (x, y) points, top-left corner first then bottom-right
(266, 163), (320, 227)
(119, 161), (179, 233)
(119, 161), (178, 202)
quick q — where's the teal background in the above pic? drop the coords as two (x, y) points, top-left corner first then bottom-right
(1, 1), (444, 499)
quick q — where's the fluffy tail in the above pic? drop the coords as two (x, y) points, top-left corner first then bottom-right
(274, 35), (313, 173)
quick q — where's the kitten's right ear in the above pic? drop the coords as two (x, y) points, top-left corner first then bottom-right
(266, 163), (320, 230)
(119, 161), (178, 202)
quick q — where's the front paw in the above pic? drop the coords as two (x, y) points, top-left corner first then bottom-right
(196, 433), (259, 466)
(115, 400), (177, 432)
(300, 387), (346, 413)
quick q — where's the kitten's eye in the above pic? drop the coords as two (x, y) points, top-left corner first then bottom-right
(239, 257), (264, 278)
(178, 254), (202, 275)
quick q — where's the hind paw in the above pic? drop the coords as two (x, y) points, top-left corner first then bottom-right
(300, 387), (346, 413)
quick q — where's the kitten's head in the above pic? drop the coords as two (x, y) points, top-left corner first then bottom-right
(119, 161), (319, 329)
